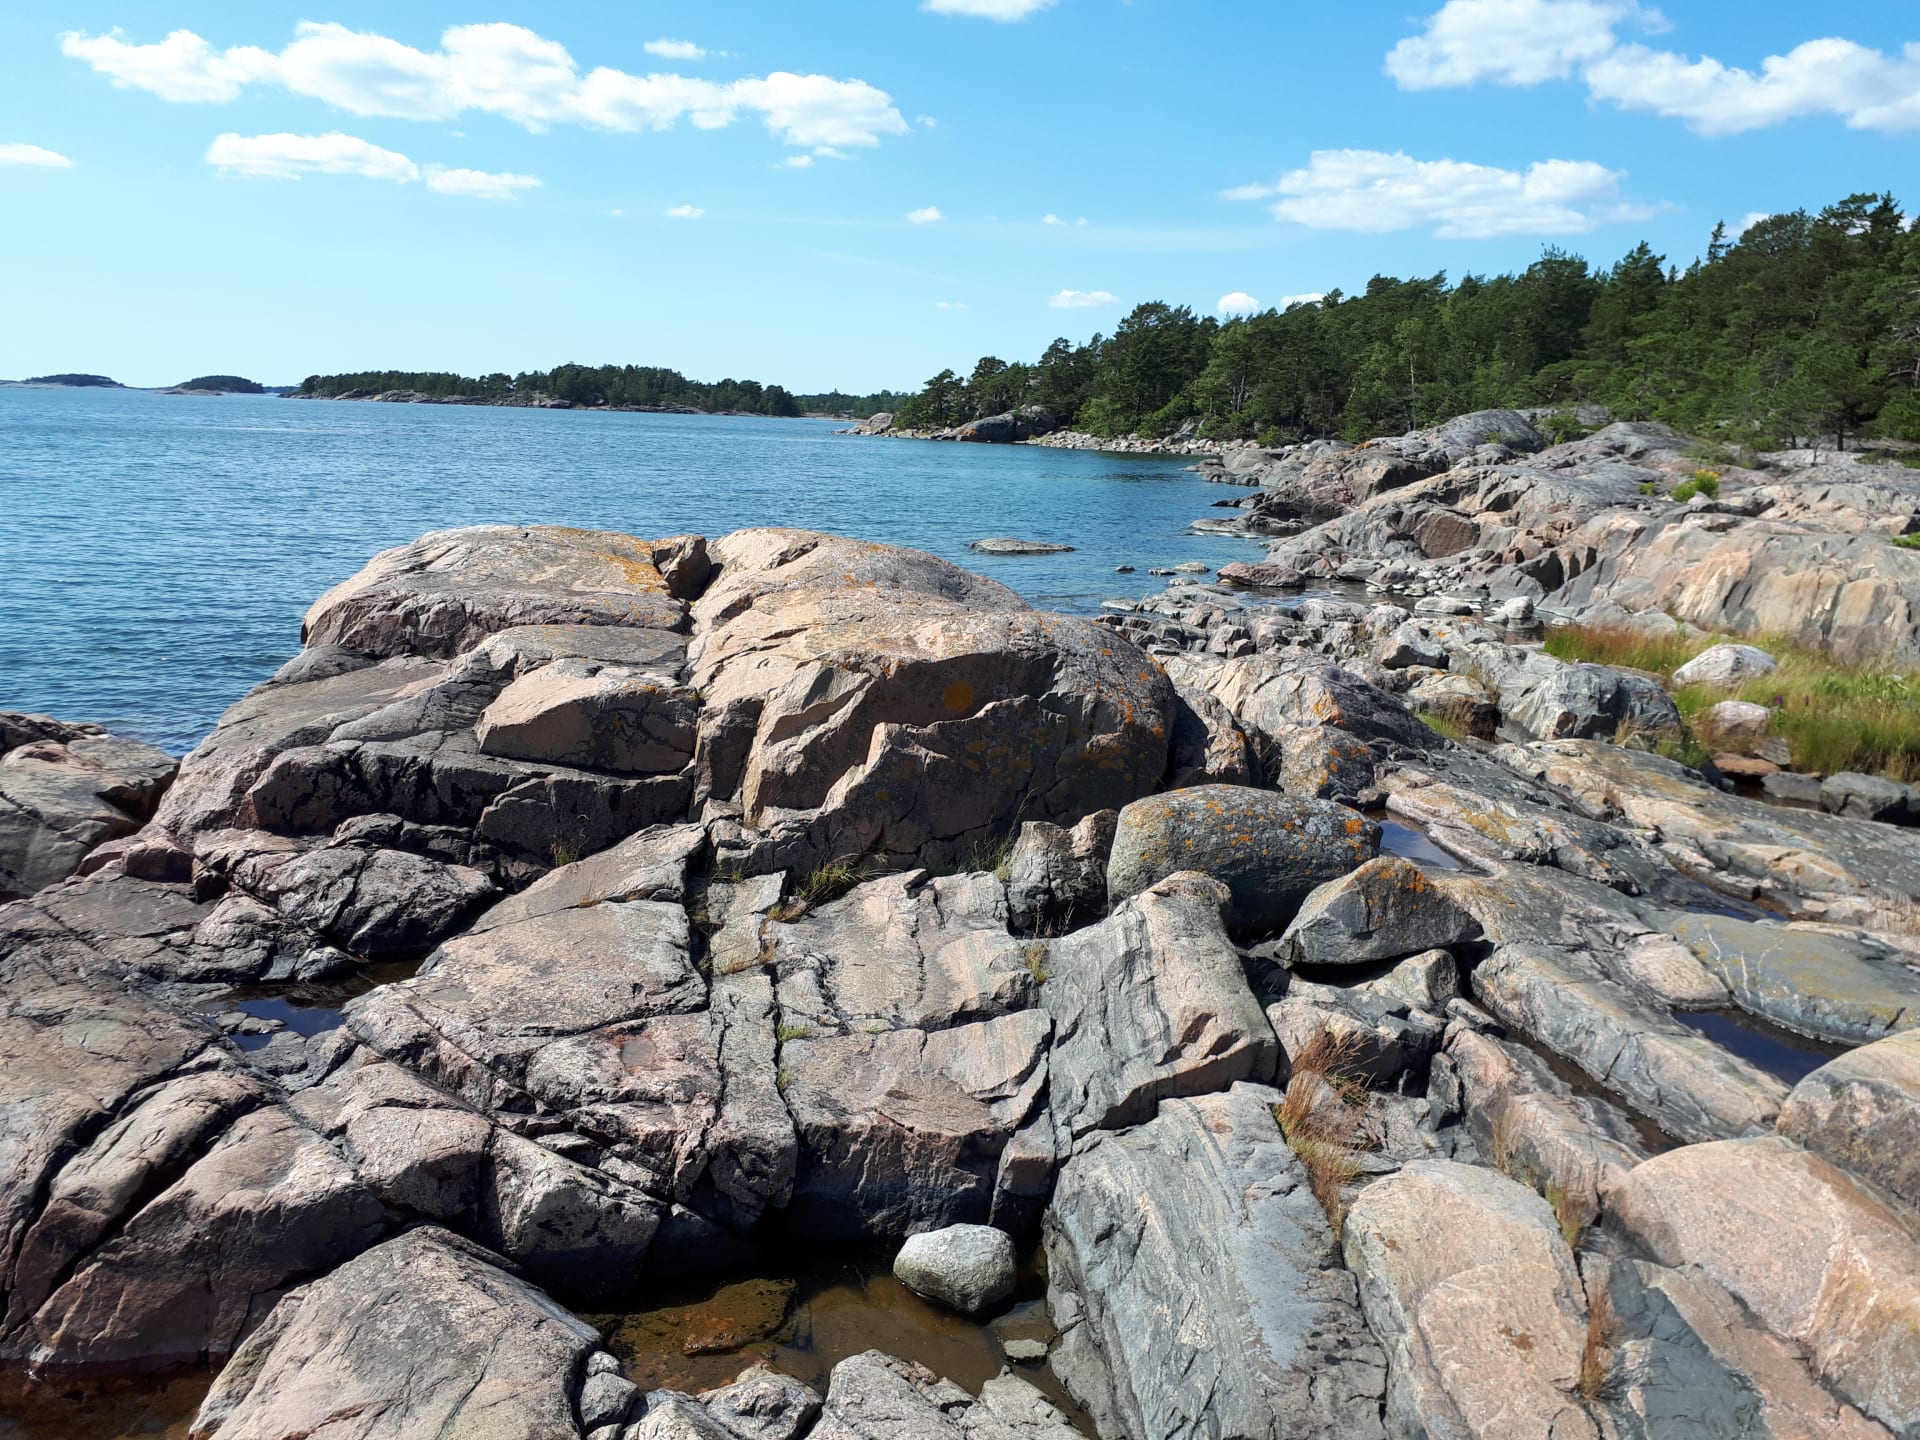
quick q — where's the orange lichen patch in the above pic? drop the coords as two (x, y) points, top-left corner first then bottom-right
(943, 680), (976, 713)
(531, 526), (670, 592)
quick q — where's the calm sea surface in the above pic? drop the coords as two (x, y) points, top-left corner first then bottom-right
(1, 386), (1265, 753)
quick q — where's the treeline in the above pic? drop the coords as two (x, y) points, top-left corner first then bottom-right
(895, 192), (1920, 449)
(294, 364), (903, 418)
(178, 375), (264, 393)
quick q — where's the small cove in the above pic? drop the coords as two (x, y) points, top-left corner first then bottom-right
(582, 1244), (1095, 1434)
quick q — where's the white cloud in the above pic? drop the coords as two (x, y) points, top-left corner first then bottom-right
(1049, 289), (1117, 309)
(906, 205), (944, 224)
(610, 207), (624, 216)
(923, 0), (1057, 19)
(665, 203), (705, 218)
(205, 131), (419, 182)
(1733, 211), (1771, 238)
(0, 143), (75, 168)
(1281, 292), (1326, 308)
(1383, 2), (1920, 134)
(936, 300), (967, 310)
(644, 39), (706, 61)
(783, 154), (815, 168)
(204, 131), (539, 198)
(1229, 149), (1648, 239)
(916, 114), (940, 128)
(1585, 38), (1920, 135)
(61, 23), (910, 149)
(1043, 213), (1065, 226)
(1217, 291), (1261, 315)
(1386, 0), (1662, 88)
(425, 165), (540, 199)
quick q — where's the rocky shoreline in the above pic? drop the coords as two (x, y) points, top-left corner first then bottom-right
(5, 418), (1920, 1439)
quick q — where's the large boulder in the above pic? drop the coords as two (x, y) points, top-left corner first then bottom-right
(1342, 1160), (1597, 1440)
(1672, 643), (1779, 689)
(810, 1350), (1080, 1440)
(892, 1223), (1016, 1314)
(0, 716), (177, 900)
(1047, 1083), (1387, 1440)
(1279, 856), (1479, 966)
(1004, 810), (1115, 936)
(1105, 786), (1380, 933)
(1613, 1137), (1920, 1437)
(1041, 872), (1277, 1139)
(692, 529), (1175, 876)
(1777, 1030), (1920, 1211)
(189, 1227), (607, 1440)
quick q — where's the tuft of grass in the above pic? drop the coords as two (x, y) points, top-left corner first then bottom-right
(1273, 1031), (1377, 1238)
(770, 858), (874, 922)
(775, 1021), (814, 1045)
(1545, 1180), (1598, 1250)
(1487, 1104), (1522, 1178)
(1022, 940), (1052, 984)
(1637, 480), (1659, 496)
(550, 839), (580, 868)
(1418, 711), (1468, 743)
(1578, 1277), (1618, 1404)
(1894, 534), (1920, 550)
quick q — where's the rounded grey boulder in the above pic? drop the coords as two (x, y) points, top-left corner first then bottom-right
(1672, 643), (1777, 689)
(1106, 785), (1380, 933)
(894, 1224), (1018, 1314)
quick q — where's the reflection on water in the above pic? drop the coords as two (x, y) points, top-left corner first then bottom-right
(1377, 819), (1463, 871)
(584, 1246), (1093, 1434)
(205, 957), (425, 1050)
(0, 1371), (209, 1440)
(1676, 1008), (1847, 1086)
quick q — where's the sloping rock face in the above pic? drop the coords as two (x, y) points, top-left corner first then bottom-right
(0, 712), (177, 900)
(1778, 1031), (1920, 1209)
(1046, 1083), (1387, 1440)
(691, 529), (1174, 875)
(190, 1227), (608, 1440)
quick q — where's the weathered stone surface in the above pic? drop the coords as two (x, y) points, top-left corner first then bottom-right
(892, 1223), (1016, 1314)
(693, 529), (1174, 876)
(780, 1010), (1050, 1237)
(1106, 786), (1380, 933)
(969, 537), (1073, 555)
(810, 1350), (1079, 1440)
(0, 723), (178, 900)
(1777, 1030), (1920, 1211)
(1005, 810), (1114, 936)
(1280, 856), (1479, 966)
(1042, 873), (1277, 1139)
(1701, 699), (1774, 755)
(1165, 681), (1255, 789)
(1446, 1028), (1649, 1211)
(696, 1365), (823, 1440)
(1471, 941), (1787, 1145)
(1614, 1137), (1920, 1437)
(1275, 725), (1377, 803)
(1503, 739), (1920, 928)
(24, 1105), (389, 1371)
(1046, 1083), (1387, 1440)
(474, 822), (704, 931)
(303, 524), (688, 658)
(190, 1227), (601, 1440)
(1823, 772), (1920, 826)
(1343, 1159), (1597, 1440)
(1601, 1255), (1890, 1440)
(476, 660), (699, 775)
(1662, 913), (1920, 1045)
(767, 870), (1033, 1035)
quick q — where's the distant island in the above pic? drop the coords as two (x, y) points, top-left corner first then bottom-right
(21, 373), (124, 388)
(294, 364), (905, 420)
(173, 374), (267, 394)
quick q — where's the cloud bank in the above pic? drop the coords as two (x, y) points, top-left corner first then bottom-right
(205, 131), (536, 198)
(62, 22), (910, 149)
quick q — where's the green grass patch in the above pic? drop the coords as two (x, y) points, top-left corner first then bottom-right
(1894, 534), (1920, 550)
(1545, 622), (1920, 782)
(1669, 470), (1720, 502)
(1417, 711), (1468, 742)
(770, 858), (876, 922)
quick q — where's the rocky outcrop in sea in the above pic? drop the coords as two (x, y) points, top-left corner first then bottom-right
(6, 475), (1920, 1439)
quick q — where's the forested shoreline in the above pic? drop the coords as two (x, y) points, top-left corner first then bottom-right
(294, 363), (906, 419)
(895, 193), (1920, 450)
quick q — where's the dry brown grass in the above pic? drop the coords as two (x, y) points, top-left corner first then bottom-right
(1545, 1180), (1599, 1250)
(1274, 1031), (1377, 1238)
(1578, 1275), (1618, 1403)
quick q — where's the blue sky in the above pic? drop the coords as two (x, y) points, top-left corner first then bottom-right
(1, 1), (1915, 392)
